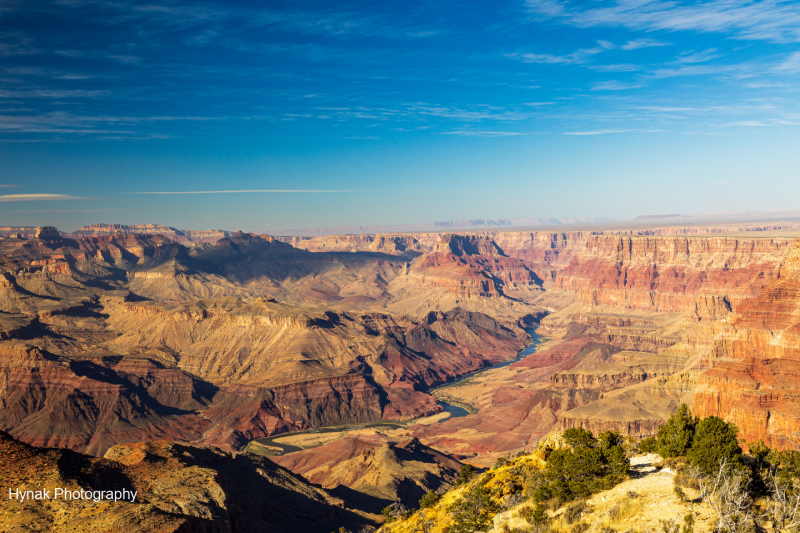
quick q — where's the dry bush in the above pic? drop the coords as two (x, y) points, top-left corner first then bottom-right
(609, 499), (643, 522)
(503, 492), (526, 509)
(663, 457), (689, 472)
(674, 464), (700, 490)
(697, 460), (754, 532)
(641, 514), (693, 533)
(673, 483), (688, 502)
(563, 500), (588, 524)
(589, 499), (643, 532)
(757, 469), (800, 532)
(657, 519), (681, 533)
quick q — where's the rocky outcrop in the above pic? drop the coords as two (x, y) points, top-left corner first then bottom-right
(0, 346), (216, 456)
(275, 437), (463, 511)
(0, 430), (377, 532)
(200, 375), (387, 450)
(549, 369), (659, 392)
(397, 234), (543, 300)
(107, 300), (527, 393)
(34, 226), (61, 241)
(280, 234), (424, 256)
(70, 223), (234, 243)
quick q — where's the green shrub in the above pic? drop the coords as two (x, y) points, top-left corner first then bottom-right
(445, 482), (499, 533)
(639, 436), (658, 454)
(381, 503), (411, 524)
(766, 447), (800, 483)
(656, 404), (696, 458)
(455, 464), (476, 486)
(494, 456), (510, 469)
(598, 430), (624, 450)
(603, 444), (629, 478)
(563, 427), (597, 449)
(518, 502), (547, 525)
(686, 416), (742, 476)
(419, 490), (441, 509)
(517, 505), (534, 523)
(533, 429), (629, 506)
(682, 513), (695, 533)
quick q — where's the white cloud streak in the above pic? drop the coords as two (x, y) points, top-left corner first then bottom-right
(439, 130), (528, 136)
(563, 129), (636, 135)
(130, 189), (383, 195)
(513, 47), (603, 65)
(0, 193), (91, 201)
(592, 81), (642, 91)
(621, 39), (670, 50)
(677, 48), (721, 64)
(776, 51), (800, 72)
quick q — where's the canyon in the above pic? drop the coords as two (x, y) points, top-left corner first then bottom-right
(2, 220), (800, 530)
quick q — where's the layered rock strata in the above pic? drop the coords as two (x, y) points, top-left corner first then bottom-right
(692, 238), (800, 449)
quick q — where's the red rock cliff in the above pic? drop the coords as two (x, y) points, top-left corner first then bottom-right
(693, 237), (800, 449)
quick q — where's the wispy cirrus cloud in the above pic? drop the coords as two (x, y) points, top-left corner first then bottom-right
(563, 129), (637, 135)
(590, 63), (642, 72)
(776, 51), (800, 72)
(511, 47), (603, 65)
(439, 130), (528, 137)
(0, 193), (91, 201)
(650, 62), (743, 79)
(719, 120), (771, 127)
(592, 80), (642, 91)
(0, 111), (266, 137)
(0, 89), (109, 98)
(407, 104), (532, 122)
(129, 189), (382, 195)
(621, 39), (670, 50)
(9, 208), (116, 213)
(677, 48), (721, 64)
(526, 0), (800, 43)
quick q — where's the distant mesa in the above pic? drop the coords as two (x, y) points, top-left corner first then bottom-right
(33, 226), (61, 240)
(633, 214), (687, 220)
(70, 223), (233, 244)
(270, 217), (616, 236)
(435, 234), (504, 256)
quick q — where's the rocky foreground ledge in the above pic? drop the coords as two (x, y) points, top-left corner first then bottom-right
(0, 430), (377, 532)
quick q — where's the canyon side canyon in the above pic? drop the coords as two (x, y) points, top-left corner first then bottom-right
(2, 221), (800, 530)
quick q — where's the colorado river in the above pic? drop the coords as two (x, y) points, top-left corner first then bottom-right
(254, 327), (540, 455)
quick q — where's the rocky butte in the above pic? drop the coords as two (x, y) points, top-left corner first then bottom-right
(1, 222), (800, 530)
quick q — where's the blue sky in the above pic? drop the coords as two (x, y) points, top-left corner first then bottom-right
(1, 0), (799, 231)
